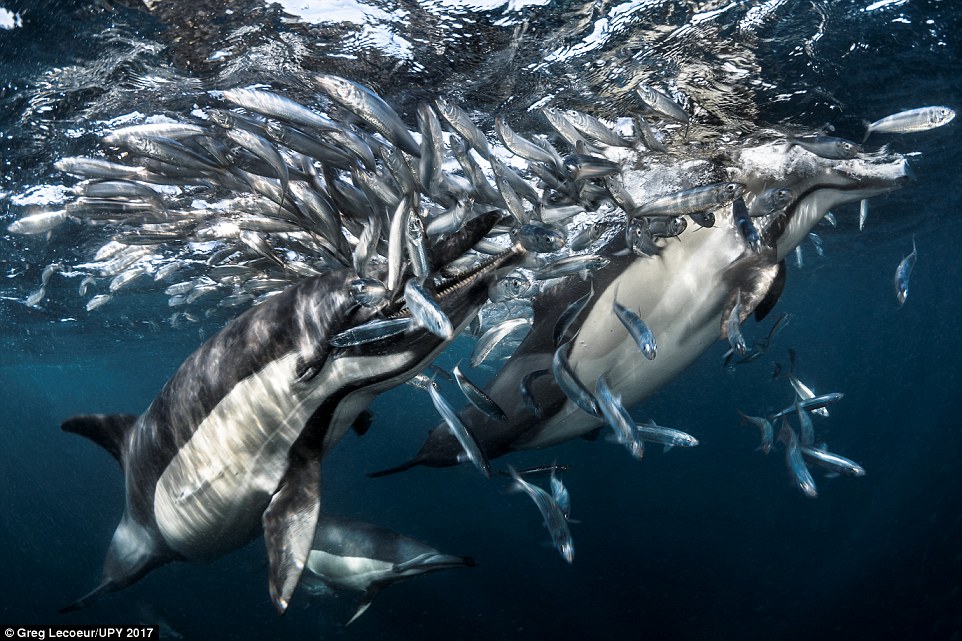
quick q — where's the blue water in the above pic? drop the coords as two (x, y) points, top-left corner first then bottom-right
(1, 1), (961, 639)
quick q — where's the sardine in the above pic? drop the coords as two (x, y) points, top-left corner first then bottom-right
(636, 419), (699, 449)
(726, 291), (747, 355)
(859, 199), (869, 231)
(109, 266), (148, 292)
(635, 84), (690, 124)
(519, 368), (549, 419)
(788, 135), (860, 160)
(85, 294), (112, 311)
(417, 103), (445, 194)
(221, 87), (336, 131)
(632, 114), (668, 152)
(809, 232), (825, 257)
(787, 372), (829, 418)
(894, 236), (917, 306)
(749, 187), (794, 217)
(427, 384), (491, 478)
(405, 214), (430, 283)
(550, 469), (571, 520)
(78, 275), (96, 297)
(733, 197), (764, 253)
(471, 318), (531, 367)
(632, 183), (745, 218)
(800, 446), (866, 477)
(25, 287), (45, 307)
(7, 209), (69, 235)
(507, 466), (574, 563)
(738, 411), (773, 454)
(404, 279), (453, 340)
(777, 423), (818, 498)
(55, 157), (147, 180)
(552, 343), (601, 417)
(329, 317), (413, 347)
(563, 109), (631, 148)
(612, 299), (656, 360)
(495, 115), (561, 167)
(349, 278), (389, 308)
(435, 98), (493, 159)
(554, 284), (594, 346)
(594, 374), (644, 459)
(533, 254), (609, 281)
(314, 74), (420, 157)
(453, 362), (508, 422)
(513, 224), (565, 253)
(863, 106), (955, 141)
(103, 123), (205, 146)
(770, 392), (844, 420)
(386, 198), (413, 293)
(541, 107), (594, 151)
(795, 402), (814, 447)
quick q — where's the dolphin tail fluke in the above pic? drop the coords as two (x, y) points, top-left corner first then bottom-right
(59, 581), (115, 614)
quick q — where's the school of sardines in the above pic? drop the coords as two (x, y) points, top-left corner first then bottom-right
(8, 74), (954, 567)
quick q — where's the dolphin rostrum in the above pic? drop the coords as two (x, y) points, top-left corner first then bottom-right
(372, 144), (910, 475)
(60, 211), (521, 614)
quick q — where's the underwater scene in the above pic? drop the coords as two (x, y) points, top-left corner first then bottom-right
(1, 0), (960, 639)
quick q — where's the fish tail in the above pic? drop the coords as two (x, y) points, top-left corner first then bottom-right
(367, 458), (422, 478)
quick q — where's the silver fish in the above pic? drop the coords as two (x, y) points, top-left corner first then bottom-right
(738, 411), (773, 454)
(102, 123), (205, 146)
(612, 299), (656, 360)
(794, 245), (804, 268)
(795, 402), (815, 447)
(453, 362), (508, 422)
(329, 317), (413, 347)
(864, 106), (955, 141)
(428, 384), (491, 478)
(7, 209), (68, 235)
(435, 98), (493, 159)
(54, 157), (147, 180)
(789, 135), (860, 160)
(314, 74), (420, 157)
(552, 343), (600, 417)
(595, 374), (644, 460)
(633, 182), (745, 218)
(632, 114), (668, 152)
(153, 261), (187, 282)
(513, 224), (565, 253)
(635, 84), (690, 124)
(636, 419), (699, 449)
(726, 291), (747, 355)
(894, 237), (917, 306)
(541, 107), (594, 151)
(800, 446), (866, 477)
(554, 284), (593, 346)
(85, 294), (112, 311)
(770, 393), (844, 420)
(550, 468), (571, 520)
(78, 275), (96, 297)
(489, 271), (534, 302)
(495, 115), (561, 167)
(563, 109), (631, 148)
(406, 214), (430, 283)
(25, 286), (45, 307)
(507, 466), (574, 563)
(404, 279), (453, 340)
(471, 318), (531, 367)
(533, 254), (609, 281)
(859, 199), (869, 231)
(519, 368), (548, 419)
(808, 232), (824, 257)
(749, 187), (794, 217)
(777, 423), (818, 498)
(109, 266), (148, 293)
(221, 87), (336, 131)
(788, 372), (829, 418)
(349, 278), (389, 308)
(40, 263), (62, 286)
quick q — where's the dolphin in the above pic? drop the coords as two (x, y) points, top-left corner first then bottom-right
(372, 144), (910, 474)
(60, 211), (520, 614)
(301, 515), (476, 625)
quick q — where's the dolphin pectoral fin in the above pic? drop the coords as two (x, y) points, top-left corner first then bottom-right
(721, 249), (780, 338)
(59, 580), (114, 614)
(367, 458), (422, 478)
(263, 454), (321, 614)
(61, 414), (138, 466)
(754, 260), (786, 322)
(346, 584), (384, 626)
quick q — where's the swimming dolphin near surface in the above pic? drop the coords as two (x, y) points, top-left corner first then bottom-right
(59, 212), (520, 614)
(301, 515), (475, 625)
(372, 144), (910, 475)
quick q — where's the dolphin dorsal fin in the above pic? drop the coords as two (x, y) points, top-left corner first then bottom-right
(61, 414), (137, 466)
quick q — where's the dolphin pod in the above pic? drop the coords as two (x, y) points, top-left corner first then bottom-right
(11, 75), (921, 615)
